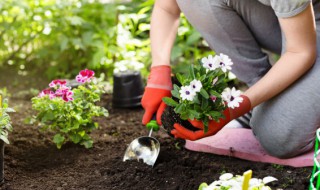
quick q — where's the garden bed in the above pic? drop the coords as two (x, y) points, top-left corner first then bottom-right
(0, 93), (311, 190)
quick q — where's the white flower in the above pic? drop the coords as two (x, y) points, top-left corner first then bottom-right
(201, 55), (219, 71)
(217, 53), (233, 72)
(219, 173), (233, 181)
(190, 79), (202, 92)
(179, 85), (196, 101)
(249, 178), (262, 187)
(222, 87), (243, 109)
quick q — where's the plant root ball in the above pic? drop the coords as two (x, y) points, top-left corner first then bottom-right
(161, 106), (199, 137)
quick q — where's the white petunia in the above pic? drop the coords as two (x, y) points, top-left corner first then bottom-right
(217, 53), (233, 72)
(179, 86), (196, 101)
(221, 87), (243, 109)
(190, 79), (202, 92)
(201, 55), (219, 71)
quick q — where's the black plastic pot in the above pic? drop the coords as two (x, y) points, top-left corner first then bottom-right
(112, 71), (144, 108)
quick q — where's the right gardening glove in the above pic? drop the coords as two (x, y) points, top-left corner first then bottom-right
(141, 65), (172, 125)
(171, 95), (251, 141)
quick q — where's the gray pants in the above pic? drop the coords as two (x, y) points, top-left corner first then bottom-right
(177, 0), (320, 158)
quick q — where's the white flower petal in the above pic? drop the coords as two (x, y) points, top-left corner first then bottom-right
(261, 186), (272, 190)
(249, 178), (262, 186)
(219, 173), (233, 181)
(262, 176), (277, 184)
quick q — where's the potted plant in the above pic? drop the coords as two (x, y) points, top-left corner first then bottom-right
(162, 54), (243, 132)
(0, 95), (15, 183)
(31, 69), (109, 149)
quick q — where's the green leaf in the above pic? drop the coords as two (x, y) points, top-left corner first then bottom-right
(203, 118), (209, 133)
(208, 111), (223, 120)
(171, 85), (180, 99)
(162, 97), (178, 107)
(193, 95), (200, 104)
(82, 140), (93, 149)
(189, 64), (196, 80)
(74, 114), (82, 121)
(201, 96), (209, 110)
(176, 73), (184, 85)
(78, 131), (86, 137)
(187, 110), (200, 120)
(70, 133), (81, 144)
(53, 134), (65, 149)
(209, 90), (221, 97)
(41, 112), (55, 123)
(174, 104), (185, 114)
(199, 88), (209, 99)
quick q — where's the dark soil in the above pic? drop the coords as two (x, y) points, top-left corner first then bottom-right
(0, 69), (313, 190)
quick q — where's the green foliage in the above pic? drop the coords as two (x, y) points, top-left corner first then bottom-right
(0, 98), (15, 144)
(31, 79), (108, 149)
(0, 0), (213, 81)
(0, 0), (151, 79)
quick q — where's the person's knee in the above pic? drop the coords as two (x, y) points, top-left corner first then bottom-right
(257, 134), (314, 159)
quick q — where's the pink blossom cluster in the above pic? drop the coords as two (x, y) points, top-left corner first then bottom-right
(38, 69), (95, 102)
(76, 69), (95, 83)
(39, 79), (74, 102)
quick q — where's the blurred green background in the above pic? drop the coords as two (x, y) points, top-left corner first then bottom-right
(0, 0), (213, 93)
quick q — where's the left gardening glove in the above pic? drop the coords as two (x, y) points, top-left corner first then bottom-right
(141, 65), (172, 125)
(171, 95), (251, 141)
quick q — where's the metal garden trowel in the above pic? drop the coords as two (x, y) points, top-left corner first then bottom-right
(123, 116), (160, 167)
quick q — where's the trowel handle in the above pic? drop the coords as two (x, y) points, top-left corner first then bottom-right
(146, 115), (159, 132)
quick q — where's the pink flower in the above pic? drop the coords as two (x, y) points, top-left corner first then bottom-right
(210, 95), (217, 102)
(49, 79), (67, 88)
(39, 88), (55, 99)
(62, 90), (74, 102)
(55, 86), (71, 97)
(76, 69), (95, 83)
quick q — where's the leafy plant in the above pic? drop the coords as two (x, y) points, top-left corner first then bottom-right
(0, 98), (15, 144)
(31, 69), (108, 149)
(163, 54), (243, 131)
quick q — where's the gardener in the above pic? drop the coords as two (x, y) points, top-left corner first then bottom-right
(141, 0), (320, 159)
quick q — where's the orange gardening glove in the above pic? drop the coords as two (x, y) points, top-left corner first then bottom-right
(171, 95), (251, 141)
(141, 65), (172, 125)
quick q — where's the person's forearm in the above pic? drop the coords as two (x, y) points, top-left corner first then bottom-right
(150, 1), (180, 67)
(244, 51), (316, 108)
